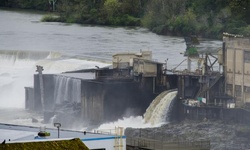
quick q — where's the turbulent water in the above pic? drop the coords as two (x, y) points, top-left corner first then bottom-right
(0, 9), (221, 130)
(97, 91), (177, 130)
(0, 50), (109, 108)
(54, 76), (81, 104)
(144, 90), (177, 125)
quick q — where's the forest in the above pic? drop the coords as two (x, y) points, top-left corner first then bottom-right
(1, 0), (250, 39)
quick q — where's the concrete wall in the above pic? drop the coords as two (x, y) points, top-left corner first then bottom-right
(183, 105), (250, 125)
(224, 36), (250, 105)
(103, 80), (155, 122)
(112, 51), (152, 69)
(113, 53), (134, 69)
(29, 74), (158, 125)
(30, 72), (159, 125)
(34, 74), (55, 111)
(81, 81), (105, 124)
(33, 74), (83, 125)
(81, 79), (156, 124)
(25, 87), (34, 110)
(133, 58), (158, 77)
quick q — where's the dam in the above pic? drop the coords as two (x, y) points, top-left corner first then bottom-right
(25, 33), (250, 127)
(25, 51), (177, 126)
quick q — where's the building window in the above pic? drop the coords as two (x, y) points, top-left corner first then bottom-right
(245, 86), (250, 93)
(235, 85), (242, 97)
(227, 84), (232, 90)
(244, 51), (250, 63)
(226, 84), (232, 95)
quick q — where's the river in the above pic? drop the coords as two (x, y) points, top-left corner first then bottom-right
(0, 9), (221, 129)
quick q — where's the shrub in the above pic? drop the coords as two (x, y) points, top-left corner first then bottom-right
(121, 14), (140, 26)
(240, 25), (250, 37)
(187, 47), (199, 56)
(41, 14), (61, 22)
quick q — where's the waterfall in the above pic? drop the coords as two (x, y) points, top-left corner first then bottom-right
(0, 50), (53, 63)
(54, 76), (81, 104)
(0, 50), (50, 108)
(144, 90), (177, 126)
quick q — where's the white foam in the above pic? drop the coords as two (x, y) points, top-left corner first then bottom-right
(144, 91), (177, 125)
(0, 64), (35, 108)
(97, 116), (153, 131)
(96, 91), (177, 131)
(0, 54), (110, 108)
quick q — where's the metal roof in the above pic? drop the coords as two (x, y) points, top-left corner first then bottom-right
(0, 123), (121, 143)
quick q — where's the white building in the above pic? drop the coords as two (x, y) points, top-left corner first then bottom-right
(224, 33), (250, 106)
(0, 123), (126, 150)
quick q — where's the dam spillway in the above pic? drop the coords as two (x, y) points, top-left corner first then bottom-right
(144, 90), (177, 125)
(25, 51), (177, 126)
(29, 73), (160, 126)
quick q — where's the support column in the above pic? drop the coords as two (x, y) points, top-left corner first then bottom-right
(36, 65), (44, 111)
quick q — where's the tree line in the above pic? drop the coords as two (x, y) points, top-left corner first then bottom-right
(1, 0), (249, 39)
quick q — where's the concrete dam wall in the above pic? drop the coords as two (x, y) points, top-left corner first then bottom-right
(27, 74), (158, 126)
(25, 51), (177, 127)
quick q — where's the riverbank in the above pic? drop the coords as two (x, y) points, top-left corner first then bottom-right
(2, 0), (250, 40)
(125, 120), (250, 150)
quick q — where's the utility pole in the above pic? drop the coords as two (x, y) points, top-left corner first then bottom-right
(36, 65), (44, 111)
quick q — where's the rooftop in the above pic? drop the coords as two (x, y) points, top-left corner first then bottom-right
(0, 123), (122, 143)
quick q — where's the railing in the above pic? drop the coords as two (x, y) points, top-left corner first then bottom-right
(126, 137), (210, 150)
(196, 74), (222, 97)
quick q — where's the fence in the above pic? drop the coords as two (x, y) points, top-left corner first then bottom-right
(126, 137), (210, 150)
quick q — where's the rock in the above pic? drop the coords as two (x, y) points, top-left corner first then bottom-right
(125, 120), (250, 150)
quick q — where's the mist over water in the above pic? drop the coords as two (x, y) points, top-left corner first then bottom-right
(0, 50), (110, 109)
(0, 56), (36, 108)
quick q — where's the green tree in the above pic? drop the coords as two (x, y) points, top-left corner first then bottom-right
(229, 0), (250, 23)
(142, 0), (187, 33)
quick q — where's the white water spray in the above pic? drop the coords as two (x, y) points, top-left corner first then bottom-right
(0, 50), (111, 127)
(0, 50), (110, 109)
(96, 90), (177, 130)
(54, 76), (81, 104)
(144, 90), (177, 126)
(0, 51), (37, 108)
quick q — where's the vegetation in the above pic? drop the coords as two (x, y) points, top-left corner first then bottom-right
(0, 0), (49, 10)
(187, 47), (199, 57)
(41, 14), (62, 22)
(0, 138), (89, 150)
(142, 0), (250, 39)
(1, 0), (250, 39)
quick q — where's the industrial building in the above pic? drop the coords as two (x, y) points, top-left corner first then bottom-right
(25, 51), (172, 126)
(25, 33), (250, 127)
(178, 33), (250, 123)
(223, 34), (250, 106)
